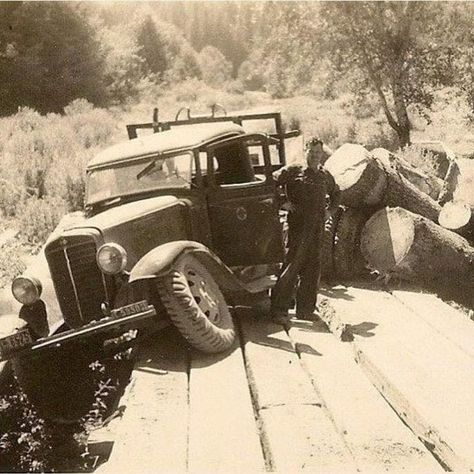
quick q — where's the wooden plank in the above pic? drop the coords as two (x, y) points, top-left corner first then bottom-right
(187, 342), (265, 473)
(322, 285), (474, 471)
(99, 329), (189, 473)
(239, 313), (355, 471)
(287, 318), (442, 471)
(258, 404), (351, 472)
(391, 288), (474, 359)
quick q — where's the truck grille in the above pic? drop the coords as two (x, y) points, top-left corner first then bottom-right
(46, 234), (109, 328)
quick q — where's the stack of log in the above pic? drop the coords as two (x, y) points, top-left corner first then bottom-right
(321, 143), (474, 307)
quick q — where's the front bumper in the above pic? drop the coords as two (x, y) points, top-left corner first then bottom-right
(0, 300), (157, 362)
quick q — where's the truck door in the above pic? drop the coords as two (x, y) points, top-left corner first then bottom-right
(205, 135), (285, 267)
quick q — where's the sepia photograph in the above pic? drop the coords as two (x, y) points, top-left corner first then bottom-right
(0, 1), (473, 472)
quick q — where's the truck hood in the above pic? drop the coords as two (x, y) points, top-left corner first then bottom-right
(68, 195), (179, 233)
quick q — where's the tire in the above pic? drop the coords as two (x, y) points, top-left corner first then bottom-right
(157, 254), (235, 353)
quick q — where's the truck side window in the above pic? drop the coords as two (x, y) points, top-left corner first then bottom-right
(214, 142), (256, 185)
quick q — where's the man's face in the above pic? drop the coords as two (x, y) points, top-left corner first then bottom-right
(306, 143), (323, 170)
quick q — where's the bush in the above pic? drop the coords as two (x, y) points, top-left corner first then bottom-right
(237, 59), (265, 91)
(0, 179), (26, 217)
(282, 116), (302, 133)
(0, 356), (126, 472)
(316, 121), (339, 148)
(398, 145), (441, 177)
(197, 46), (233, 88)
(18, 197), (67, 245)
(64, 175), (86, 212)
(64, 99), (117, 150)
(0, 242), (27, 287)
(0, 379), (53, 473)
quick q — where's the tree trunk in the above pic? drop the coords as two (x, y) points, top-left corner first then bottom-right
(361, 206), (474, 307)
(324, 144), (441, 221)
(391, 73), (411, 147)
(371, 148), (443, 200)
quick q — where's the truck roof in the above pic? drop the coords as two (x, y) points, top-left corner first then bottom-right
(87, 122), (245, 169)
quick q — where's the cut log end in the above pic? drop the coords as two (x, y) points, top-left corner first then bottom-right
(324, 143), (387, 206)
(361, 207), (415, 272)
(324, 143), (372, 191)
(438, 201), (472, 230)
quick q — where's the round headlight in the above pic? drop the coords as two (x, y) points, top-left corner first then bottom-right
(12, 276), (42, 305)
(97, 243), (128, 275)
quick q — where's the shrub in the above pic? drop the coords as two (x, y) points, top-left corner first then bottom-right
(0, 242), (27, 287)
(282, 116), (302, 133)
(18, 197), (67, 245)
(316, 121), (339, 148)
(64, 100), (117, 149)
(0, 356), (125, 472)
(0, 179), (26, 217)
(224, 79), (245, 95)
(64, 175), (86, 212)
(172, 78), (211, 103)
(237, 59), (265, 91)
(0, 379), (52, 472)
(345, 120), (358, 143)
(197, 46), (233, 88)
(398, 145), (441, 177)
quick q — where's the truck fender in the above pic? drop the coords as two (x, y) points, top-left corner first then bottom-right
(129, 240), (258, 295)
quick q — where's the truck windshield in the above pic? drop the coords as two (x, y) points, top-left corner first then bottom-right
(86, 153), (193, 205)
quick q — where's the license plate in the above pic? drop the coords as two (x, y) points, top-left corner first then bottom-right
(110, 300), (150, 319)
(0, 329), (33, 359)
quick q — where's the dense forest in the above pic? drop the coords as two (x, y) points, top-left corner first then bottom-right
(1, 1), (474, 146)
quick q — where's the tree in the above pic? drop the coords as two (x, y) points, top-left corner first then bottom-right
(99, 22), (145, 104)
(0, 3), (106, 115)
(242, 2), (325, 98)
(321, 2), (454, 147)
(136, 15), (168, 80)
(197, 46), (232, 87)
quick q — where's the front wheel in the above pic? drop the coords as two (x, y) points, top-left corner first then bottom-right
(157, 254), (235, 353)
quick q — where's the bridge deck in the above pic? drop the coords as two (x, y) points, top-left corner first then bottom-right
(94, 284), (474, 472)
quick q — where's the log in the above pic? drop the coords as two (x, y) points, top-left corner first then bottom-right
(333, 208), (371, 280)
(324, 144), (441, 221)
(438, 158), (460, 205)
(371, 147), (443, 199)
(438, 200), (473, 239)
(321, 207), (371, 282)
(361, 206), (474, 307)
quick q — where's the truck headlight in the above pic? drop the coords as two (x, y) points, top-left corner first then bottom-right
(12, 276), (42, 305)
(97, 243), (128, 275)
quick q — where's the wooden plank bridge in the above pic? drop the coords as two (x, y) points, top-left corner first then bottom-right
(92, 284), (474, 472)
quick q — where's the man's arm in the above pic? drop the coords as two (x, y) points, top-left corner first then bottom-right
(272, 164), (302, 211)
(272, 163), (303, 186)
(323, 169), (341, 209)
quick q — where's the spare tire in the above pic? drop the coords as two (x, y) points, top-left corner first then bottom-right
(157, 254), (235, 353)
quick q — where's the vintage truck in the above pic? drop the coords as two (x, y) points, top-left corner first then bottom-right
(0, 108), (299, 421)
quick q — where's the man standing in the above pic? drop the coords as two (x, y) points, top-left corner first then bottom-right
(271, 138), (338, 323)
